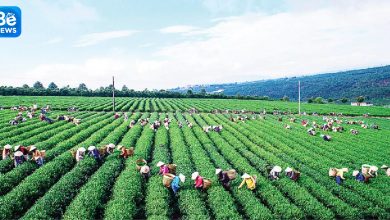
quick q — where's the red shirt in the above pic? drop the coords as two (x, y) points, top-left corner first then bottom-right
(195, 176), (204, 188)
(19, 146), (29, 155)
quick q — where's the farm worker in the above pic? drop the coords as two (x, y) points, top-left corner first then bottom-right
(114, 112), (120, 119)
(140, 165), (151, 180)
(269, 166), (282, 180)
(30, 146), (45, 166)
(106, 143), (115, 154)
(307, 128), (316, 136)
(178, 122), (183, 128)
(75, 147), (86, 162)
(238, 173), (256, 190)
(191, 172), (204, 190)
(368, 166), (378, 177)
(188, 122), (193, 128)
(124, 112), (128, 121)
(118, 146), (129, 159)
(284, 124), (291, 129)
(371, 124), (379, 129)
(164, 121), (169, 130)
(88, 146), (101, 160)
(330, 168), (348, 185)
(350, 129), (359, 135)
(13, 151), (25, 167)
(129, 120), (136, 128)
(157, 161), (170, 175)
(73, 118), (81, 125)
(352, 170), (370, 183)
(285, 167), (300, 181)
(2, 144), (12, 160)
(15, 145), (29, 160)
(302, 120), (308, 126)
(27, 111), (33, 119)
(321, 134), (331, 141)
(387, 168), (390, 177)
(216, 168), (235, 190)
(171, 174), (186, 195)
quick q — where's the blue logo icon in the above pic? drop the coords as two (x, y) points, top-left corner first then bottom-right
(0, 6), (21, 38)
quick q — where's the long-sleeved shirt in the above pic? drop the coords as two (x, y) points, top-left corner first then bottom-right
(159, 165), (170, 175)
(194, 176), (204, 188)
(239, 177), (256, 190)
(171, 176), (180, 193)
(88, 149), (100, 160)
(218, 172), (230, 185)
(355, 172), (366, 182)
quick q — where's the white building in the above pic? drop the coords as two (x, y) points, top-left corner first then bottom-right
(351, 102), (373, 106)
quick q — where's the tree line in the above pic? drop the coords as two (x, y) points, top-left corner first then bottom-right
(0, 81), (266, 100)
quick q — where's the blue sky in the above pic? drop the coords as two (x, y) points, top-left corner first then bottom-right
(1, 0), (390, 90)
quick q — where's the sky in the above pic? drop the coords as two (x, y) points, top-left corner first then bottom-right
(1, 0), (390, 90)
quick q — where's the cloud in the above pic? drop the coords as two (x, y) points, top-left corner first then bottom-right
(73, 30), (138, 47)
(160, 25), (199, 34)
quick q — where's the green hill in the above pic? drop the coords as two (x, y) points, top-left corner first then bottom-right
(171, 65), (390, 104)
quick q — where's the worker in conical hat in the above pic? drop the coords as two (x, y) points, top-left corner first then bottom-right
(216, 168), (233, 190)
(88, 146), (101, 160)
(13, 151), (25, 167)
(238, 173), (256, 190)
(269, 166), (282, 180)
(352, 170), (370, 183)
(171, 174), (185, 195)
(15, 145), (29, 160)
(285, 167), (300, 181)
(30, 146), (45, 166)
(191, 172), (204, 190)
(140, 165), (151, 180)
(117, 146), (128, 159)
(157, 161), (169, 175)
(76, 147), (86, 162)
(106, 143), (115, 155)
(320, 134), (331, 141)
(2, 144), (12, 160)
(330, 168), (348, 185)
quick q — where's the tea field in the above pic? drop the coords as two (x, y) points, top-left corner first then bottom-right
(0, 97), (389, 219)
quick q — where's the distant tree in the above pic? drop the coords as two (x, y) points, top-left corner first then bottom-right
(186, 90), (193, 96)
(282, 95), (289, 102)
(314, 97), (324, 104)
(357, 96), (365, 103)
(78, 83), (88, 91)
(48, 82), (58, 90)
(341, 97), (348, 103)
(22, 84), (29, 89)
(200, 88), (207, 96)
(122, 85), (129, 91)
(327, 98), (334, 103)
(33, 81), (44, 89)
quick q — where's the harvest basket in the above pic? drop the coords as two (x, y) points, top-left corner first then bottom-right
(70, 150), (76, 158)
(227, 169), (237, 180)
(167, 164), (177, 174)
(136, 159), (147, 171)
(127, 148), (134, 157)
(40, 150), (46, 157)
(203, 179), (212, 189)
(99, 147), (107, 156)
(362, 165), (370, 175)
(163, 173), (175, 187)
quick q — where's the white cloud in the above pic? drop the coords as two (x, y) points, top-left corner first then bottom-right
(73, 30), (138, 47)
(160, 25), (199, 34)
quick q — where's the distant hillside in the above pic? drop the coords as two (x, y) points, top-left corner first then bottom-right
(170, 65), (390, 104)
